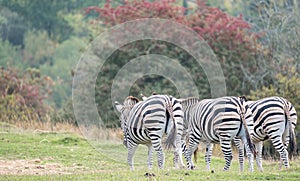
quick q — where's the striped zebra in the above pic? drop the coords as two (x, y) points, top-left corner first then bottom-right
(181, 96), (256, 171)
(115, 95), (185, 170)
(234, 96), (297, 172)
(140, 94), (196, 167)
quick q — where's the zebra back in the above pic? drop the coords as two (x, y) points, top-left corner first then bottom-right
(179, 97), (201, 111)
(247, 96), (297, 158)
(179, 97), (201, 127)
(189, 96), (254, 142)
(126, 95), (183, 146)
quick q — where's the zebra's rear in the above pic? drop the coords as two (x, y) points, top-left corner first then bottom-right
(185, 96), (255, 171)
(248, 96), (297, 170)
(116, 94), (185, 170)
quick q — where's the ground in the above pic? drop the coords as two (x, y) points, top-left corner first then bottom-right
(0, 123), (300, 180)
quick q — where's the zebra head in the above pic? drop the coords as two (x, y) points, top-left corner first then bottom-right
(115, 96), (140, 146)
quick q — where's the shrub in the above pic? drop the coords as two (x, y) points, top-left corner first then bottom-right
(0, 67), (53, 123)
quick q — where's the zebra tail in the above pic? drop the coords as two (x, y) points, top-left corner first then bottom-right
(245, 128), (257, 156)
(288, 121), (296, 160)
(244, 124), (256, 156)
(163, 120), (177, 150)
(240, 97), (256, 156)
(282, 99), (297, 159)
(163, 104), (177, 150)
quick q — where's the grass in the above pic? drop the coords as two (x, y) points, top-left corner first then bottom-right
(0, 122), (300, 180)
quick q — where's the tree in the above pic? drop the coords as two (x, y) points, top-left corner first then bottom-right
(0, 7), (27, 46)
(0, 0), (72, 43)
(23, 30), (55, 68)
(85, 0), (261, 127)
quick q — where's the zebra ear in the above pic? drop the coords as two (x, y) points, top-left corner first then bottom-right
(239, 95), (248, 102)
(114, 101), (123, 113)
(140, 94), (148, 101)
(152, 92), (158, 95)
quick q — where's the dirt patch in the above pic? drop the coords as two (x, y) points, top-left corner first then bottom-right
(0, 158), (71, 175)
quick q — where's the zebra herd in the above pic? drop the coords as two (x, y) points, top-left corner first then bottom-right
(114, 94), (297, 172)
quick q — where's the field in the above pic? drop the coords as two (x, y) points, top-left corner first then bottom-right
(0, 123), (300, 181)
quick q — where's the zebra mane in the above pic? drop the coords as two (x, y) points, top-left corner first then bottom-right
(239, 95), (248, 101)
(124, 96), (140, 107)
(179, 97), (201, 107)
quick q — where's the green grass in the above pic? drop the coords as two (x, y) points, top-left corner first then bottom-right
(0, 124), (300, 180)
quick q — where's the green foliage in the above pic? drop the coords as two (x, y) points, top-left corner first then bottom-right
(0, 0), (73, 42)
(0, 38), (21, 67)
(250, 69), (300, 116)
(0, 7), (27, 46)
(0, 0), (110, 122)
(0, 0), (106, 43)
(40, 36), (87, 109)
(23, 30), (55, 68)
(250, 69), (300, 120)
(64, 9), (107, 39)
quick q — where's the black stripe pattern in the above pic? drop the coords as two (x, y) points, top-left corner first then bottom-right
(182, 96), (255, 171)
(234, 96), (297, 172)
(115, 95), (185, 170)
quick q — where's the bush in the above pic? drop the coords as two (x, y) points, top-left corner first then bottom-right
(0, 67), (53, 123)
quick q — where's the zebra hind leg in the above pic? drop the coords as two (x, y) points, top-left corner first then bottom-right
(255, 141), (264, 172)
(242, 137), (254, 172)
(151, 137), (165, 169)
(156, 147), (165, 169)
(205, 143), (213, 171)
(127, 142), (138, 171)
(220, 139), (233, 171)
(270, 135), (289, 169)
(181, 140), (189, 168)
(173, 151), (180, 169)
(175, 134), (185, 169)
(187, 137), (200, 170)
(146, 144), (154, 169)
(233, 138), (244, 172)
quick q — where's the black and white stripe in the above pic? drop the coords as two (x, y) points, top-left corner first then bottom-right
(181, 96), (256, 171)
(115, 95), (185, 170)
(234, 96), (297, 171)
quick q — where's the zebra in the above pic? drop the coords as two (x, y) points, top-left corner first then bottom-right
(234, 96), (297, 172)
(140, 93), (197, 168)
(181, 96), (256, 171)
(114, 94), (185, 170)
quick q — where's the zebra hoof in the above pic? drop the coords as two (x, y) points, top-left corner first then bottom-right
(144, 172), (155, 177)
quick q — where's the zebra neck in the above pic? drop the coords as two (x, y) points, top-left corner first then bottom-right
(183, 105), (195, 125)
